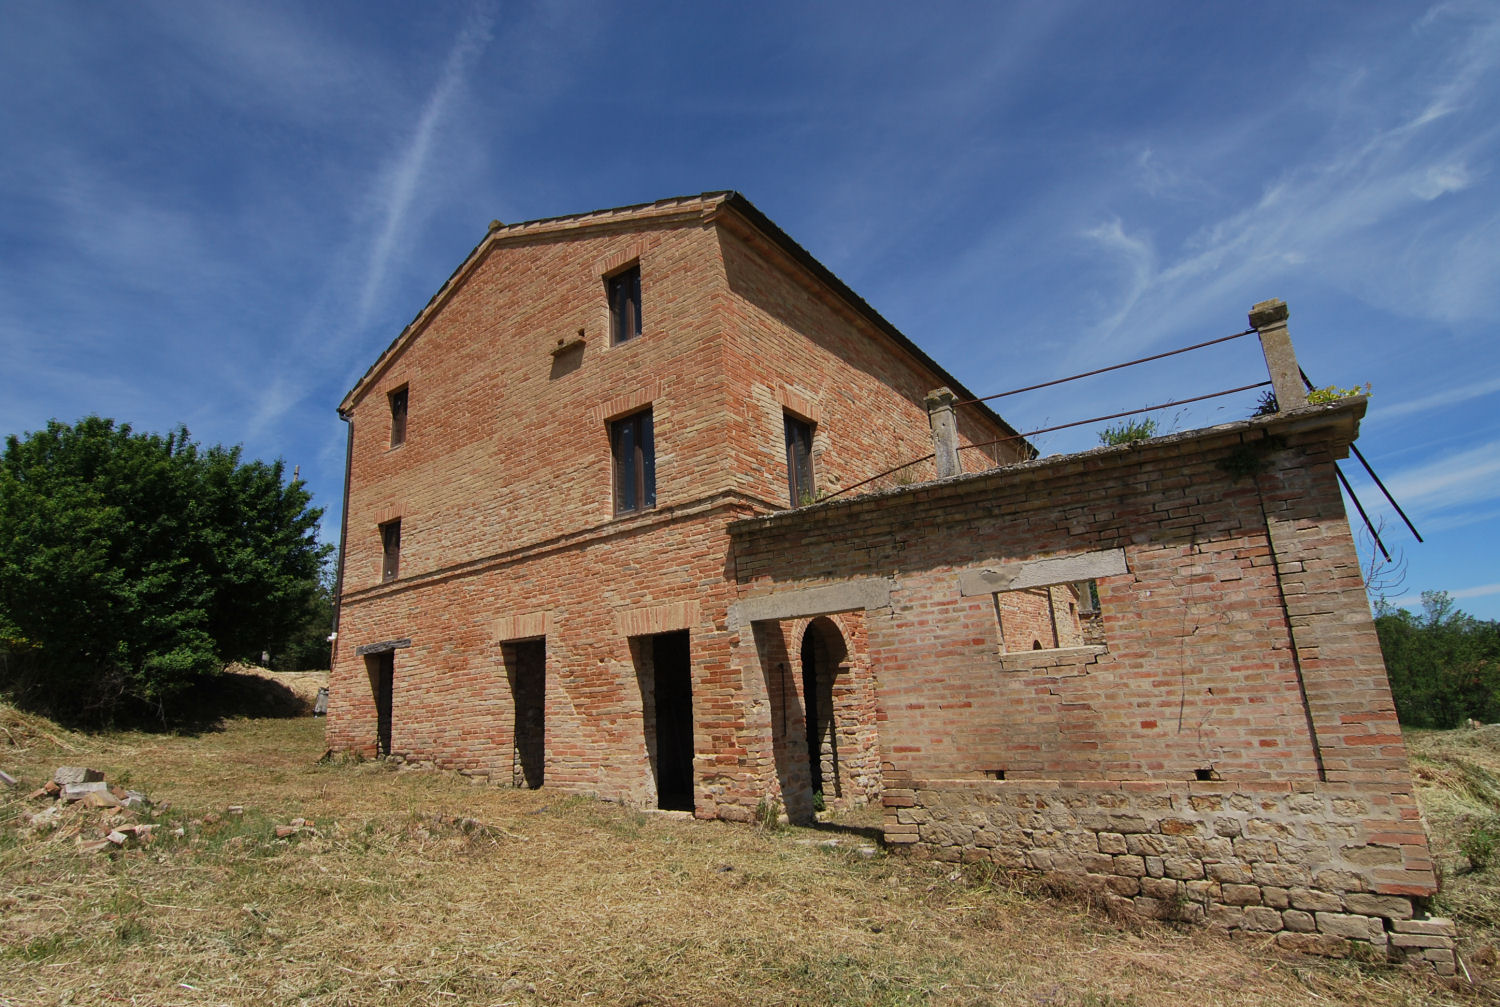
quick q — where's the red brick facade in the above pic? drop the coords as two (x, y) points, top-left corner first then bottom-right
(328, 193), (1019, 816)
(728, 400), (1447, 967)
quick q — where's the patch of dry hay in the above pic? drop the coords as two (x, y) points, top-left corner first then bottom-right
(0, 715), (1479, 1006)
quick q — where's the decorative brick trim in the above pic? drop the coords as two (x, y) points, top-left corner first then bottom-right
(590, 379), (662, 424)
(615, 600), (699, 638)
(375, 505), (405, 525)
(493, 610), (551, 642)
(596, 242), (646, 278)
(775, 386), (822, 424)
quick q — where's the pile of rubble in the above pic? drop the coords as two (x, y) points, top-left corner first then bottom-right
(17, 766), (161, 852)
(9, 766), (320, 852)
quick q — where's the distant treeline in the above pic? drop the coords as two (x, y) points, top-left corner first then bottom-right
(1377, 591), (1500, 729)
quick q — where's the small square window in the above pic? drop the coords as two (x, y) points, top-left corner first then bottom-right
(608, 265), (642, 345)
(784, 412), (815, 506)
(388, 386), (408, 448)
(995, 579), (1104, 653)
(611, 408), (655, 514)
(380, 519), (401, 582)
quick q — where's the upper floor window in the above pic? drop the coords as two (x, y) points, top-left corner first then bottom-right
(388, 386), (408, 448)
(608, 265), (642, 345)
(611, 408), (655, 514)
(784, 412), (815, 506)
(380, 519), (402, 582)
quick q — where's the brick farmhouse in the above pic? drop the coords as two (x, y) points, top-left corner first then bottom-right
(328, 192), (1452, 967)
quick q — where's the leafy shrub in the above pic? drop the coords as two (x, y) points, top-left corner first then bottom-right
(0, 417), (331, 725)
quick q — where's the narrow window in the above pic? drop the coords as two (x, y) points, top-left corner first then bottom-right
(380, 519), (401, 582)
(608, 265), (642, 345)
(611, 408), (656, 514)
(784, 412), (815, 506)
(388, 386), (408, 448)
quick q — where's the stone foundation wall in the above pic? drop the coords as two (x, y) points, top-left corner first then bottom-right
(885, 773), (1456, 974)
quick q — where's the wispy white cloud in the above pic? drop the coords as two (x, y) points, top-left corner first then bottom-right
(1370, 373), (1500, 423)
(1383, 438), (1500, 511)
(357, 3), (496, 326)
(1074, 3), (1500, 351)
(1452, 582), (1500, 600)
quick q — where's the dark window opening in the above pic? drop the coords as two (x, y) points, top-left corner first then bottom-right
(611, 408), (656, 515)
(608, 265), (642, 345)
(784, 413), (815, 507)
(380, 519), (401, 582)
(388, 386), (408, 447)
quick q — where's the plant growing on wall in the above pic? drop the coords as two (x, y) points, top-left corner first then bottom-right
(1098, 417), (1158, 446)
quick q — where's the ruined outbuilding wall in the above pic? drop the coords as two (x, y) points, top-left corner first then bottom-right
(730, 401), (1449, 969)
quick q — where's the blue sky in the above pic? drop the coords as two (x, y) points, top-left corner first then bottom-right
(3, 2), (1497, 618)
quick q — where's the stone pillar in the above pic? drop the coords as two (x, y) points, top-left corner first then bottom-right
(926, 387), (960, 479)
(1249, 299), (1307, 411)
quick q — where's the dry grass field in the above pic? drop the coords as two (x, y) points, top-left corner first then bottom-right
(2, 676), (1496, 1007)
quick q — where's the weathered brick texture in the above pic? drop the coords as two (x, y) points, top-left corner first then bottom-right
(329, 193), (1016, 819)
(729, 400), (1442, 965)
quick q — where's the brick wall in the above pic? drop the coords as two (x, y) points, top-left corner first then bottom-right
(728, 400), (1446, 964)
(329, 194), (1014, 821)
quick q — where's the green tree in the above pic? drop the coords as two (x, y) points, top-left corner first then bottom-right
(1376, 591), (1500, 728)
(0, 417), (331, 723)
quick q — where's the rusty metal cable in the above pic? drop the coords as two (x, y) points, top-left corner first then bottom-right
(821, 380), (1272, 503)
(1298, 367), (1422, 544)
(954, 328), (1257, 407)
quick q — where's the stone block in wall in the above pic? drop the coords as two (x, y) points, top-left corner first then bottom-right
(1105, 875), (1140, 897)
(1206, 904), (1245, 929)
(1289, 887), (1344, 912)
(1251, 862), (1310, 888)
(1140, 877), (1180, 901)
(1391, 917), (1457, 938)
(1342, 893), (1413, 919)
(1163, 857), (1205, 880)
(1261, 886), (1290, 909)
(1242, 906), (1285, 932)
(1282, 909), (1316, 932)
(1313, 869), (1369, 894)
(1388, 932), (1455, 950)
(1222, 883), (1262, 906)
(1207, 862), (1254, 884)
(1314, 912), (1382, 941)
(1097, 832), (1127, 855)
(1124, 833), (1171, 856)
(1113, 855), (1146, 877)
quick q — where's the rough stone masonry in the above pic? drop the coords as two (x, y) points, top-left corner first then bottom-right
(729, 390), (1453, 972)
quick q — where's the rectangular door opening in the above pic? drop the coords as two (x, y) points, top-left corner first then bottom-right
(639, 630), (694, 811)
(507, 638), (546, 789)
(367, 651), (394, 756)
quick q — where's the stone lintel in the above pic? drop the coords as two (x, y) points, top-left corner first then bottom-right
(958, 548), (1128, 596)
(354, 637), (412, 656)
(730, 578), (894, 628)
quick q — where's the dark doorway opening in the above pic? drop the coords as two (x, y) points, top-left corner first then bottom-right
(801, 618), (848, 806)
(641, 630), (695, 811)
(507, 639), (546, 789)
(801, 630), (826, 801)
(367, 651), (394, 756)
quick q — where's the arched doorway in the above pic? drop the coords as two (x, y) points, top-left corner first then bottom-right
(800, 617), (849, 805)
